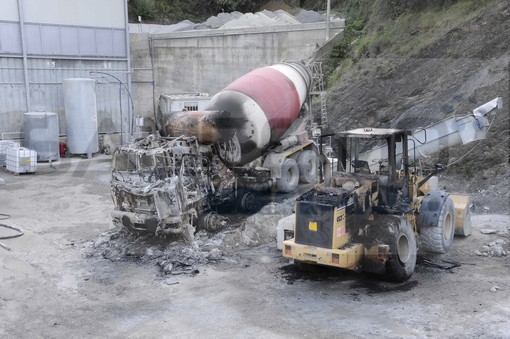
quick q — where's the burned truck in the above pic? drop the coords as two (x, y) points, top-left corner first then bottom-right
(111, 61), (326, 237)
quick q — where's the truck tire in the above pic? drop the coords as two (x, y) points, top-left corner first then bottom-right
(239, 191), (256, 212)
(381, 215), (417, 282)
(276, 158), (299, 193)
(419, 196), (455, 253)
(296, 150), (318, 183)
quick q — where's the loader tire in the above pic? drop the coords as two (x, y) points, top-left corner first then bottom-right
(382, 216), (417, 282)
(296, 150), (318, 183)
(276, 158), (299, 193)
(419, 196), (455, 253)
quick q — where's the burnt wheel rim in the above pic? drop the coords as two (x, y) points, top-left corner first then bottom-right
(444, 213), (452, 240)
(397, 233), (411, 265)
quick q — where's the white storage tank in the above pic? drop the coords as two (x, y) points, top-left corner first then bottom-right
(24, 112), (59, 161)
(63, 78), (99, 158)
(6, 147), (37, 173)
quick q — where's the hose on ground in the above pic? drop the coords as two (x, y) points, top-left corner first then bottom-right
(0, 213), (24, 251)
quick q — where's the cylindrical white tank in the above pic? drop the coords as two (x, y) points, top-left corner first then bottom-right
(24, 112), (59, 161)
(63, 78), (99, 157)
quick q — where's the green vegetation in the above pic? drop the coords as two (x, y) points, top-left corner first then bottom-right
(128, 0), (269, 24)
(324, 0), (494, 88)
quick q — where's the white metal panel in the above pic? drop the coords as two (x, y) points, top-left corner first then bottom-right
(22, 24), (127, 58)
(0, 22), (22, 54)
(40, 25), (61, 55)
(0, 0), (19, 21)
(96, 28), (114, 56)
(59, 27), (79, 55)
(23, 0), (126, 29)
(112, 29), (127, 57)
(78, 28), (96, 56)
(25, 23), (42, 54)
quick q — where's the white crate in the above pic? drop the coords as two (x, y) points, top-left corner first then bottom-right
(6, 147), (37, 173)
(0, 140), (20, 166)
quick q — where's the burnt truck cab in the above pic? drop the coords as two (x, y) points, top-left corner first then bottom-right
(282, 128), (471, 282)
(110, 135), (234, 239)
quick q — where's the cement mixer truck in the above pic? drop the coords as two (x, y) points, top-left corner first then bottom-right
(110, 61), (325, 237)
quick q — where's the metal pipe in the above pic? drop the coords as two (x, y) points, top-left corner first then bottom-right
(0, 67), (133, 72)
(122, 0), (133, 135)
(326, 0), (331, 41)
(0, 54), (127, 61)
(149, 36), (157, 123)
(17, 0), (30, 111)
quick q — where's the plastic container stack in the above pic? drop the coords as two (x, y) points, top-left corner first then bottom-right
(0, 140), (21, 166)
(6, 147), (37, 174)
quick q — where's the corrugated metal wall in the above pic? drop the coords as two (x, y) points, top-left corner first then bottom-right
(0, 0), (129, 138)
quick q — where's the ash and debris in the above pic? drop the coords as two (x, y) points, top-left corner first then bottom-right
(472, 215), (509, 257)
(85, 198), (295, 276)
(474, 239), (508, 257)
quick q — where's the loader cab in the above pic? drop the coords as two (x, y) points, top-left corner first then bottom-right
(335, 128), (411, 209)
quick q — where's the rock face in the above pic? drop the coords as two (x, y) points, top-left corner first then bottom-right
(326, 0), (509, 214)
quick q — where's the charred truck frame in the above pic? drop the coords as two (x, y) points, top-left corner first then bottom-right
(111, 61), (328, 238)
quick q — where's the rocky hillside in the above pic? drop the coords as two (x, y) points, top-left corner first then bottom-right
(324, 0), (509, 212)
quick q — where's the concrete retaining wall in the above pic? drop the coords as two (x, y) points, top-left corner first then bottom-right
(131, 21), (344, 118)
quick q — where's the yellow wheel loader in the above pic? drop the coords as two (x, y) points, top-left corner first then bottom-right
(281, 98), (502, 281)
(282, 128), (471, 282)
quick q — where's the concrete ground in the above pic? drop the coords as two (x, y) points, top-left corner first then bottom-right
(0, 156), (509, 338)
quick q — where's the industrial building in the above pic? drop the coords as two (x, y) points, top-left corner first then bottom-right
(0, 0), (130, 144)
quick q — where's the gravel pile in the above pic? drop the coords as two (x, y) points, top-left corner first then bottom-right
(204, 11), (243, 29)
(197, 9), (324, 30)
(295, 9), (324, 23)
(131, 8), (344, 34)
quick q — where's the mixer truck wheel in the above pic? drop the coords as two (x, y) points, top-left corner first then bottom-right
(296, 150), (318, 183)
(276, 158), (299, 193)
(239, 191), (256, 212)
